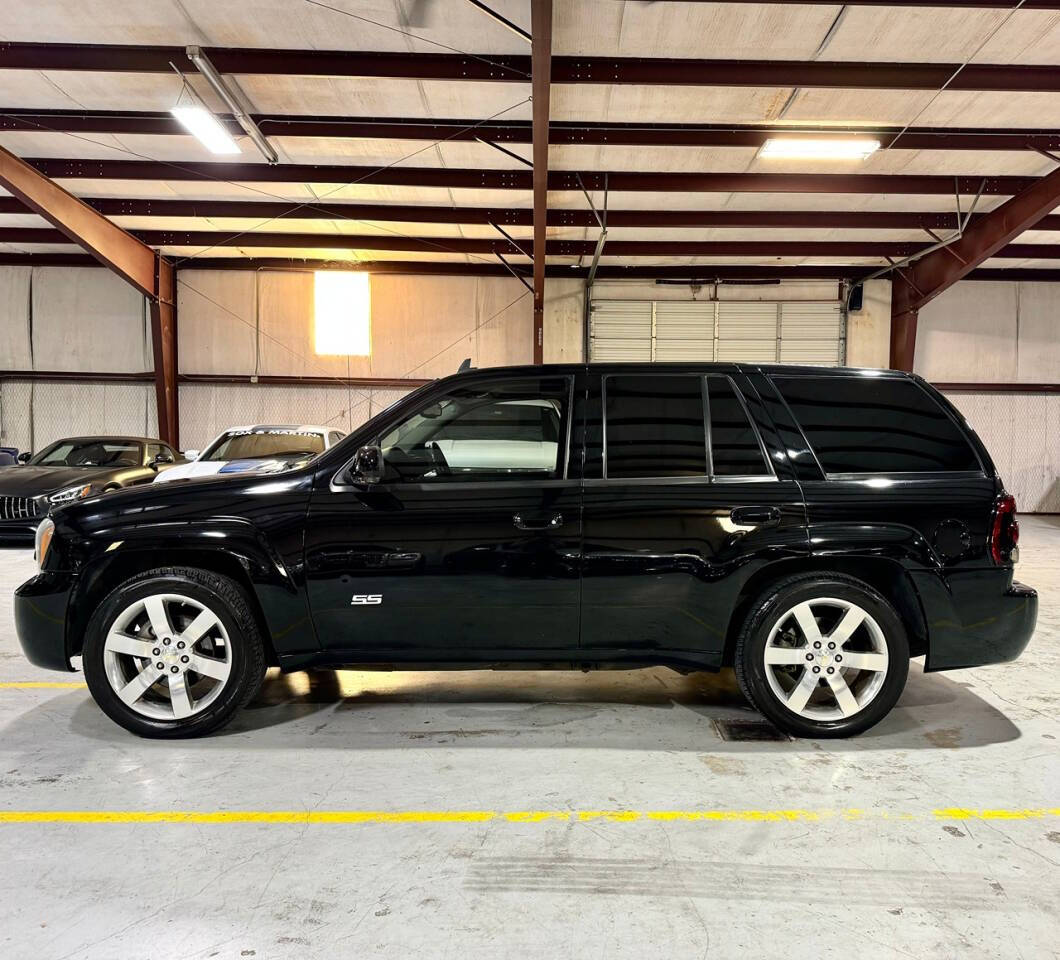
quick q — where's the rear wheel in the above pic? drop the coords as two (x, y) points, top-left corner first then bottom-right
(83, 567), (266, 738)
(734, 574), (909, 738)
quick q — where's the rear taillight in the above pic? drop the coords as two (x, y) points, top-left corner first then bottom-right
(990, 493), (1019, 565)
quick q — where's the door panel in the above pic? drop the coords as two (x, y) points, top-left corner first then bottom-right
(303, 372), (583, 660)
(579, 368), (807, 665)
(305, 483), (581, 657)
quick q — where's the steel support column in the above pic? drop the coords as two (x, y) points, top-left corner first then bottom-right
(890, 163), (1060, 370)
(149, 257), (179, 446)
(531, 0), (552, 365)
(0, 143), (178, 442)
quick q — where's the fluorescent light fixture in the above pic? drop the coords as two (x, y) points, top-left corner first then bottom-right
(314, 272), (371, 356)
(170, 105), (241, 155)
(759, 137), (881, 160)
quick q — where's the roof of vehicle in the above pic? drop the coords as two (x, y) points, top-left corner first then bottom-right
(433, 363), (916, 382)
(220, 424), (334, 433)
(39, 436), (162, 445)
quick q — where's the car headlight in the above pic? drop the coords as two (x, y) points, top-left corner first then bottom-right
(48, 484), (92, 504)
(35, 517), (54, 571)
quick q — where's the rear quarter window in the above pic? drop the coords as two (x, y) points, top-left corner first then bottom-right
(773, 375), (980, 475)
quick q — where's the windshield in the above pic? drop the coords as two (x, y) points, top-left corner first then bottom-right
(202, 430), (325, 462)
(31, 440), (141, 468)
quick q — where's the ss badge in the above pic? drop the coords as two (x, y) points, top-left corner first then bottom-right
(351, 594), (383, 605)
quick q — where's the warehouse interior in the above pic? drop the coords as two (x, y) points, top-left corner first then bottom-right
(0, 1), (1059, 957)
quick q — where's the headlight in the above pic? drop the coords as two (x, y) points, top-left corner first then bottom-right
(35, 517), (54, 571)
(49, 484), (92, 504)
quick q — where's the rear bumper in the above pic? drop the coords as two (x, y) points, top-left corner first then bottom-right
(13, 572), (76, 672)
(913, 569), (1037, 672)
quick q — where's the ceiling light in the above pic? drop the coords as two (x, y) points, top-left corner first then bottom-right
(315, 272), (371, 356)
(170, 105), (241, 155)
(759, 137), (881, 160)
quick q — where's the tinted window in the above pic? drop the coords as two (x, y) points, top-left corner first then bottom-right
(708, 377), (770, 476)
(605, 375), (706, 479)
(774, 375), (979, 474)
(381, 377), (569, 482)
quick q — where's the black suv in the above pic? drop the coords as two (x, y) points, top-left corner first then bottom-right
(15, 364), (1035, 739)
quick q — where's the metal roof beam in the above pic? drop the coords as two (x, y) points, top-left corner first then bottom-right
(2, 43), (1059, 91)
(3, 253), (1057, 283)
(4, 111), (1059, 153)
(2, 196), (1058, 231)
(4, 226), (1057, 259)
(21, 159), (1042, 195)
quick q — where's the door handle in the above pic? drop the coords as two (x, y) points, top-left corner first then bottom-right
(513, 512), (563, 531)
(730, 506), (781, 526)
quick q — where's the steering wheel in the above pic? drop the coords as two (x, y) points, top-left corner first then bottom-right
(423, 441), (452, 478)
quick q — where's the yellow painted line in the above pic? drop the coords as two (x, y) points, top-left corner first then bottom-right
(933, 807), (1060, 821)
(0, 681), (87, 689)
(0, 808), (1057, 825)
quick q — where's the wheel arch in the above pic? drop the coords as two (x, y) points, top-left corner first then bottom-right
(722, 555), (928, 667)
(69, 548), (280, 667)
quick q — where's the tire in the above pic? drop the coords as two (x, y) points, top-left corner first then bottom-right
(83, 566), (267, 738)
(733, 573), (909, 739)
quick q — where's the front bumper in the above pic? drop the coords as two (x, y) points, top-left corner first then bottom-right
(913, 569), (1037, 672)
(14, 572), (77, 672)
(0, 518), (41, 543)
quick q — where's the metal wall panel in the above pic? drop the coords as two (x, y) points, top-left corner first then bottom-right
(945, 391), (1060, 514)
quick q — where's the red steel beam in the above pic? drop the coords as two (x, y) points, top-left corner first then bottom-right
(0, 143), (178, 443)
(531, 0), (552, 365)
(3, 43), (1060, 91)
(2, 252), (1059, 283)
(5, 226), (1060, 260)
(5, 110), (1060, 154)
(3, 195), (1058, 232)
(150, 257), (179, 446)
(890, 163), (1060, 371)
(22, 158), (1040, 195)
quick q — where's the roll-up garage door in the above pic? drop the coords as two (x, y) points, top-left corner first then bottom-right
(589, 297), (845, 366)
(587, 301), (653, 362)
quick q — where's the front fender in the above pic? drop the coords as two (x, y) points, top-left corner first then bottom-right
(66, 518), (318, 662)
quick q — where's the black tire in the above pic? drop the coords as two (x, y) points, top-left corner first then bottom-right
(83, 566), (267, 739)
(733, 573), (909, 739)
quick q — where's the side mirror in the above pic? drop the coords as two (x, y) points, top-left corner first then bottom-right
(350, 445), (383, 485)
(151, 453), (175, 469)
(184, 449), (201, 461)
(17, 451), (31, 464)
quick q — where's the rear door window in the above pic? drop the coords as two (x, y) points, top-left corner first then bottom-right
(707, 376), (771, 477)
(773, 375), (980, 474)
(604, 375), (707, 479)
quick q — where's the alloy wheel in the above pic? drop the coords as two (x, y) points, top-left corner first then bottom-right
(102, 593), (232, 721)
(762, 597), (889, 721)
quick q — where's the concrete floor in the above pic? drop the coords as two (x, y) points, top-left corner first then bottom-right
(0, 522), (1057, 960)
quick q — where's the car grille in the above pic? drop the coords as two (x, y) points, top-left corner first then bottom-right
(0, 496), (44, 521)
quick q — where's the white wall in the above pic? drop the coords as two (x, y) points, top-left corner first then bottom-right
(0, 266), (156, 454)
(917, 280), (1060, 513)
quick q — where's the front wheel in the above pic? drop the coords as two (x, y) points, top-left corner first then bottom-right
(734, 574), (909, 738)
(83, 567), (267, 738)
